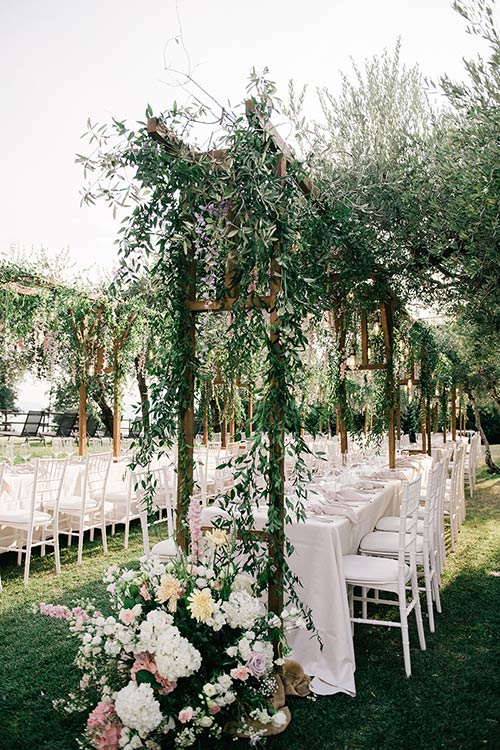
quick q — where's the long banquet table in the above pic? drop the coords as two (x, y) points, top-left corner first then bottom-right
(202, 478), (400, 696)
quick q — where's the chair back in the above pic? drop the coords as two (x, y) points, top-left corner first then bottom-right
(83, 452), (112, 511)
(37, 458), (68, 516)
(422, 461), (442, 526)
(133, 465), (176, 557)
(21, 411), (45, 438)
(56, 411), (78, 437)
(398, 475), (422, 572)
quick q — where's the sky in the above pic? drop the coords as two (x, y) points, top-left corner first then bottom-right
(0, 0), (494, 408)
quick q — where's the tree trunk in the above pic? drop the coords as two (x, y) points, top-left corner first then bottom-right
(94, 376), (114, 435)
(134, 354), (150, 431)
(468, 390), (500, 474)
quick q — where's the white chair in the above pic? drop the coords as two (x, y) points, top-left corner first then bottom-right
(343, 475), (426, 677)
(48, 453), (112, 564)
(134, 465), (177, 561)
(444, 443), (465, 553)
(370, 462), (443, 633)
(104, 469), (141, 549)
(0, 458), (67, 584)
(464, 432), (480, 501)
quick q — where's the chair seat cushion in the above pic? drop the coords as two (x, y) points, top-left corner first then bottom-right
(47, 496), (98, 512)
(359, 530), (423, 556)
(375, 516), (424, 534)
(104, 490), (129, 503)
(0, 510), (52, 525)
(343, 554), (410, 585)
(151, 538), (178, 559)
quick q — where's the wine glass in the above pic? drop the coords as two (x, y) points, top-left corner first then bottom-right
(62, 437), (75, 459)
(52, 437), (63, 458)
(19, 442), (32, 463)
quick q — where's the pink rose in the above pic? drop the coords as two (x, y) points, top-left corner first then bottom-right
(131, 652), (177, 695)
(178, 707), (194, 724)
(119, 608), (137, 625)
(246, 651), (267, 679)
(87, 701), (122, 750)
(209, 704), (221, 715)
(230, 666), (249, 681)
(139, 584), (151, 601)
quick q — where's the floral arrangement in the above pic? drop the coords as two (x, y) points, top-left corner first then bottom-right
(39, 503), (306, 750)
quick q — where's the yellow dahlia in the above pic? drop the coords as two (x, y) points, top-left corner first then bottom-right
(187, 588), (215, 623)
(156, 574), (183, 612)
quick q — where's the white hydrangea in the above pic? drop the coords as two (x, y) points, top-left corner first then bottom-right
(115, 682), (163, 737)
(231, 573), (254, 593)
(222, 590), (262, 629)
(136, 610), (174, 653)
(154, 625), (202, 682)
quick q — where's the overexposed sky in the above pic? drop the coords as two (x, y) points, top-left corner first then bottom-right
(0, 0), (492, 281)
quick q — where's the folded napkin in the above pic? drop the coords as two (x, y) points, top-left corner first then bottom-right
(308, 503), (358, 523)
(367, 470), (408, 481)
(352, 480), (384, 491)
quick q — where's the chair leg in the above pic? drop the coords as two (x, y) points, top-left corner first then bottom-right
(23, 531), (33, 586)
(54, 532), (61, 576)
(101, 513), (108, 554)
(41, 527), (46, 557)
(361, 586), (368, 619)
(77, 521), (84, 564)
(90, 528), (95, 542)
(411, 568), (426, 652)
(432, 567), (442, 614)
(124, 519), (130, 550)
(398, 589), (411, 677)
(348, 586), (354, 636)
(422, 556), (435, 633)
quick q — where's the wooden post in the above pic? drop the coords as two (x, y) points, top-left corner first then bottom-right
(221, 418), (227, 448)
(267, 154), (286, 622)
(421, 399), (427, 453)
(176, 228), (196, 552)
(113, 344), (121, 459)
(451, 385), (457, 441)
(333, 308), (348, 463)
(78, 382), (87, 457)
(381, 300), (396, 468)
(426, 398), (432, 456)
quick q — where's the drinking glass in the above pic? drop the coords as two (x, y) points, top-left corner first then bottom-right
(19, 443), (32, 463)
(52, 438), (63, 458)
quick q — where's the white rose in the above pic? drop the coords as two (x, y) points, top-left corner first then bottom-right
(199, 716), (213, 728)
(226, 646), (238, 658)
(203, 683), (217, 697)
(217, 674), (232, 690)
(271, 711), (288, 728)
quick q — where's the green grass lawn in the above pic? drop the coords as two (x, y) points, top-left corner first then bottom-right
(1, 451), (499, 750)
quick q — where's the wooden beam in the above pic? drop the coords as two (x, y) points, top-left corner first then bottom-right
(187, 295), (272, 313)
(245, 100), (321, 200)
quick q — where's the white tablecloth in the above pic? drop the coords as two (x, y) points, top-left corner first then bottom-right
(202, 479), (399, 696)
